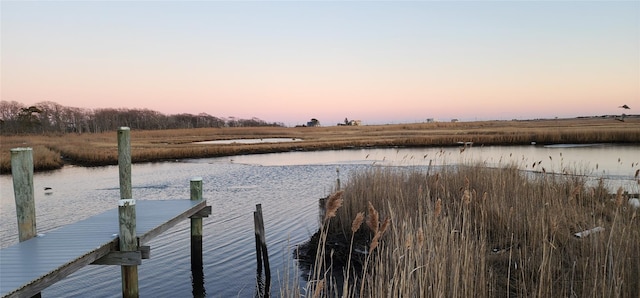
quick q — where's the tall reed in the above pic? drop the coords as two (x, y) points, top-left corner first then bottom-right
(294, 164), (639, 297)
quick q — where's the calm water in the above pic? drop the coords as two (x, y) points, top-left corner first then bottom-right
(1, 145), (638, 297)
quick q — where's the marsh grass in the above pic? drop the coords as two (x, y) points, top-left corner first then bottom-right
(295, 164), (639, 297)
(1, 118), (639, 173)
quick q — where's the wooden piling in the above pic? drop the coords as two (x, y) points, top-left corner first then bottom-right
(253, 211), (264, 295)
(11, 147), (43, 298)
(117, 127), (139, 298)
(254, 204), (270, 298)
(10, 148), (37, 243)
(190, 177), (205, 298)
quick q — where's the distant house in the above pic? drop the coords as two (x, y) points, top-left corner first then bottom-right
(307, 118), (321, 127)
(426, 118), (435, 123)
(451, 119), (459, 123)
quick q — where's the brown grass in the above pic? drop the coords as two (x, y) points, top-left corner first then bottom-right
(300, 164), (639, 297)
(1, 117), (639, 174)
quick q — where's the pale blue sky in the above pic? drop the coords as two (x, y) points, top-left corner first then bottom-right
(2, 1), (638, 125)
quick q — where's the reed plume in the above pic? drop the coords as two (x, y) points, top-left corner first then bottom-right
(416, 227), (424, 249)
(462, 189), (471, 204)
(370, 217), (391, 252)
(615, 187), (624, 207)
(434, 198), (442, 217)
(351, 212), (365, 233)
(324, 191), (344, 221)
(366, 201), (379, 234)
(313, 278), (325, 298)
(344, 212), (365, 296)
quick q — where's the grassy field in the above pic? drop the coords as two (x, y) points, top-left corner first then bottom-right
(1, 117), (639, 173)
(293, 165), (639, 297)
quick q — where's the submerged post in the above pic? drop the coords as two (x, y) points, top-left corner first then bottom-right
(10, 148), (37, 242)
(118, 127), (139, 298)
(254, 204), (270, 298)
(190, 177), (205, 297)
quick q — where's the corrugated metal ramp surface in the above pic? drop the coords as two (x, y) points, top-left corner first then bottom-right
(0, 199), (207, 297)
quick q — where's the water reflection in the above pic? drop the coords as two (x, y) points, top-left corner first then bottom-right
(193, 138), (302, 145)
(230, 145), (640, 191)
(191, 236), (206, 297)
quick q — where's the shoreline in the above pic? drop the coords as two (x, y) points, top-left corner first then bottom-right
(2, 117), (639, 174)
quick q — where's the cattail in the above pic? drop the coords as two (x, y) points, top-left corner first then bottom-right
(417, 227), (424, 249)
(635, 169), (639, 178)
(324, 190), (344, 221)
(434, 198), (442, 217)
(313, 278), (325, 298)
(369, 237), (379, 252)
(351, 212), (365, 233)
(370, 217), (391, 252)
(462, 189), (471, 204)
(379, 216), (391, 235)
(405, 233), (413, 249)
(615, 187), (624, 207)
(366, 201), (379, 234)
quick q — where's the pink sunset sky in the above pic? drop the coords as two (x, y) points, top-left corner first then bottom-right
(1, 1), (638, 126)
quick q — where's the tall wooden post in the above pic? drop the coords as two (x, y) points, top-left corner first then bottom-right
(11, 147), (42, 298)
(118, 127), (138, 298)
(10, 148), (37, 242)
(254, 204), (270, 298)
(190, 177), (205, 297)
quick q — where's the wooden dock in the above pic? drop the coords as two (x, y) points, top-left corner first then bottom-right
(0, 199), (210, 298)
(2, 128), (212, 297)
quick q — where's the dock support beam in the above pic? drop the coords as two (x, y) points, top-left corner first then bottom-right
(11, 147), (42, 298)
(254, 204), (271, 298)
(10, 148), (37, 242)
(190, 177), (206, 297)
(118, 127), (139, 298)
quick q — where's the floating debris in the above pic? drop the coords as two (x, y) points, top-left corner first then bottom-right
(629, 198), (640, 209)
(574, 226), (605, 238)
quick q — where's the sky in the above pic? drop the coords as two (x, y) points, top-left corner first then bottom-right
(1, 1), (638, 126)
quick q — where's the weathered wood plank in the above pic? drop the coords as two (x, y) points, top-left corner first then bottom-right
(92, 251), (142, 266)
(190, 206), (213, 218)
(138, 200), (207, 245)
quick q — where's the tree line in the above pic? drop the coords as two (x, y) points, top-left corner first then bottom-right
(0, 100), (284, 135)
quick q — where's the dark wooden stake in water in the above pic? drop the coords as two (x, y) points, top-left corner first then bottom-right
(190, 177), (206, 298)
(117, 127), (139, 298)
(254, 204), (271, 298)
(10, 147), (42, 298)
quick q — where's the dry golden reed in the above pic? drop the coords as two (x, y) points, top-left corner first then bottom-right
(615, 187), (624, 207)
(351, 212), (364, 233)
(312, 278), (325, 298)
(462, 189), (471, 204)
(310, 165), (640, 297)
(416, 227), (424, 249)
(369, 216), (391, 252)
(324, 191), (344, 221)
(3, 117), (637, 173)
(434, 198), (442, 217)
(366, 201), (379, 234)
